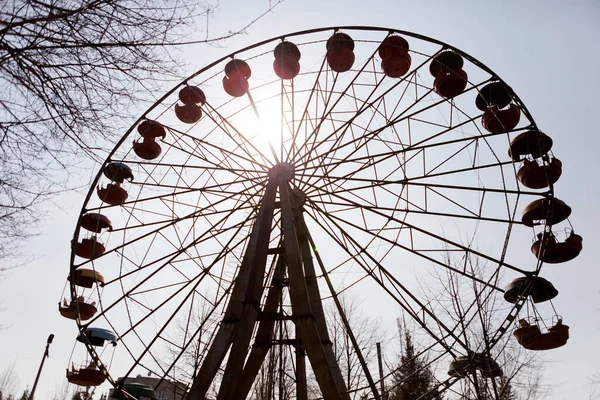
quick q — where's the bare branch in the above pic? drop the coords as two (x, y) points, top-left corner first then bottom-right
(0, 0), (282, 266)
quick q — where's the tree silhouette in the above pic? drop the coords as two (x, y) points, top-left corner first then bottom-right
(468, 376), (516, 400)
(16, 389), (28, 400)
(389, 329), (443, 400)
(0, 363), (19, 399)
(426, 251), (544, 400)
(0, 0), (281, 265)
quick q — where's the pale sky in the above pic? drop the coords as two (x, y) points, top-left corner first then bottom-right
(1, 1), (598, 399)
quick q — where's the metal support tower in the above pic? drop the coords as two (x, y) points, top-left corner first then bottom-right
(186, 163), (350, 400)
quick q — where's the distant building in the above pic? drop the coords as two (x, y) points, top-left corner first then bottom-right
(108, 375), (187, 400)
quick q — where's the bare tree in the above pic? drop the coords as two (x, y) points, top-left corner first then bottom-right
(250, 343), (295, 400)
(0, 363), (19, 400)
(330, 296), (383, 398)
(426, 253), (545, 400)
(304, 295), (383, 399)
(50, 380), (73, 400)
(0, 0), (282, 264)
(590, 375), (600, 400)
(250, 350), (278, 400)
(162, 294), (222, 398)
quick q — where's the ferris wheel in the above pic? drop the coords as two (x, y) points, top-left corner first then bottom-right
(59, 27), (582, 399)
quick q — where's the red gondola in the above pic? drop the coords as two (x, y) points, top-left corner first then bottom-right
(223, 59), (251, 97)
(74, 237), (105, 259)
(175, 86), (205, 124)
(381, 53), (412, 78)
(327, 47), (355, 73)
(378, 35), (409, 59)
(273, 41), (301, 80)
(80, 213), (112, 233)
(482, 104), (521, 133)
(509, 130), (553, 161)
(326, 33), (355, 73)
(175, 103), (202, 124)
(133, 140), (162, 161)
(66, 363), (106, 386)
(429, 50), (464, 77)
(273, 56), (301, 80)
(274, 41), (301, 61)
(433, 69), (468, 99)
(97, 184), (128, 206)
(430, 50), (468, 98)
(379, 35), (411, 78)
(326, 32), (355, 52)
(59, 298), (97, 320)
(518, 158), (562, 189)
(475, 81), (512, 111)
(521, 198), (571, 227)
(514, 318), (569, 350)
(531, 230), (583, 263)
(223, 74), (249, 97)
(224, 59), (252, 79)
(133, 120), (166, 160)
(179, 85), (206, 105)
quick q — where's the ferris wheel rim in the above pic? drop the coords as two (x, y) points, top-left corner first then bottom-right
(66, 26), (561, 397)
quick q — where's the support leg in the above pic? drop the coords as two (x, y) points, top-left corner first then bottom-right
(186, 178), (278, 400)
(279, 182), (350, 400)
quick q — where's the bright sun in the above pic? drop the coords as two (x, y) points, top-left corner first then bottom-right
(235, 95), (284, 163)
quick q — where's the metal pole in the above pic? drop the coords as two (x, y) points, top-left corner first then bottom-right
(295, 343), (307, 400)
(29, 334), (54, 400)
(377, 342), (385, 400)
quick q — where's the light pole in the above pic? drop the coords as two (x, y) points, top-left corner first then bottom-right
(29, 334), (54, 400)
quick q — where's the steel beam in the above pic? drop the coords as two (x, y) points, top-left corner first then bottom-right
(296, 342), (307, 400)
(186, 177), (278, 400)
(229, 258), (285, 400)
(299, 212), (382, 400)
(279, 181), (350, 400)
(296, 213), (348, 394)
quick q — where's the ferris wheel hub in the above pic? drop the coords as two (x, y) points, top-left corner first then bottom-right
(290, 188), (306, 207)
(269, 162), (295, 182)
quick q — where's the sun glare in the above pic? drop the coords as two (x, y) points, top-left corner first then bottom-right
(235, 93), (285, 164)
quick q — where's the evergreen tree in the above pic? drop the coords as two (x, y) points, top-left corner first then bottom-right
(389, 331), (443, 400)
